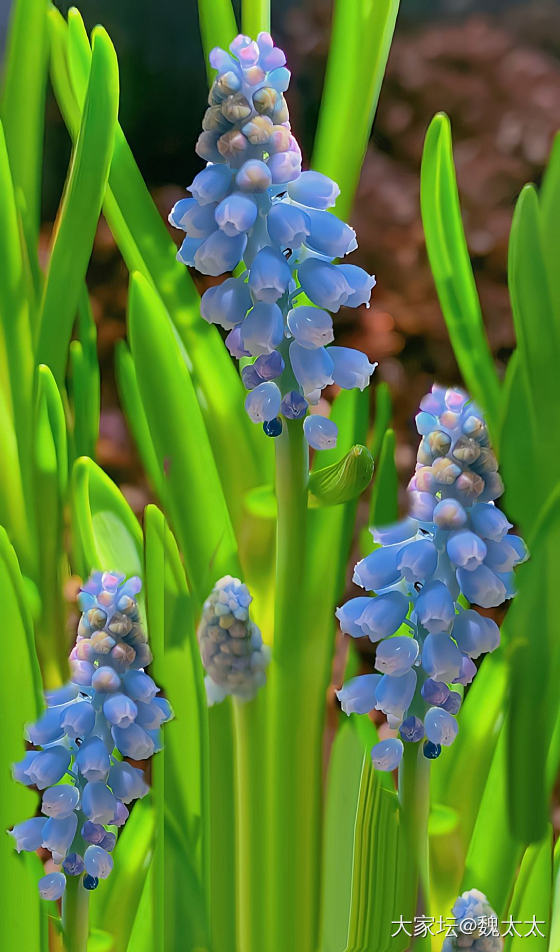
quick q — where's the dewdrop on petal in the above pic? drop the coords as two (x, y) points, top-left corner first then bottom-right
(10, 572), (172, 900)
(198, 576), (270, 703)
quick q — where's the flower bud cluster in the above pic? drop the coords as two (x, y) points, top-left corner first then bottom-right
(336, 387), (527, 770)
(442, 889), (503, 951)
(170, 32), (376, 449)
(198, 576), (270, 704)
(10, 573), (172, 900)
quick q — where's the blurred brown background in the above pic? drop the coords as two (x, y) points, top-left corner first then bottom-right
(5, 0), (560, 510)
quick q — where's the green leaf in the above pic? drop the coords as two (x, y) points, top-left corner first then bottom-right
(114, 341), (164, 499)
(144, 505), (210, 951)
(69, 287), (100, 460)
(309, 444), (373, 507)
(369, 428), (398, 528)
(89, 797), (154, 952)
(127, 271), (239, 602)
(208, 701), (237, 952)
(197, 0), (238, 82)
(241, 0), (269, 37)
(312, 0), (400, 220)
(540, 132), (560, 316)
(498, 350), (538, 531)
(1, 0), (48, 244)
(370, 381), (392, 462)
(320, 721), (365, 952)
(548, 838), (560, 952)
(420, 113), (501, 433)
(506, 487), (560, 842)
(71, 456), (143, 586)
(0, 527), (45, 952)
(505, 829), (552, 952)
(37, 26), (119, 384)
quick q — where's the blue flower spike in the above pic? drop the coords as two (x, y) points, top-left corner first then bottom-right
(198, 576), (270, 704)
(442, 889), (503, 952)
(10, 572), (173, 900)
(170, 32), (377, 449)
(336, 385), (528, 769)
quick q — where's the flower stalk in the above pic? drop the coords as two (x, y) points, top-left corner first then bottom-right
(62, 875), (89, 952)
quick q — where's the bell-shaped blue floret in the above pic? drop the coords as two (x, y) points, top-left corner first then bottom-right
(287, 170), (340, 209)
(372, 519), (418, 546)
(446, 530), (487, 571)
(353, 546), (402, 592)
(248, 246), (292, 302)
(409, 490), (436, 522)
(61, 700), (95, 741)
(355, 591), (409, 642)
(41, 785), (80, 819)
(91, 666), (121, 693)
(103, 693), (138, 729)
(336, 264), (376, 307)
(194, 230), (247, 276)
(287, 306), (334, 349)
(400, 716), (425, 743)
(70, 659), (94, 686)
(424, 707), (458, 746)
(84, 845), (113, 880)
(75, 737), (111, 783)
(41, 813), (78, 858)
(200, 277), (251, 329)
(328, 346), (377, 391)
(452, 609), (500, 658)
(267, 203), (310, 248)
(112, 723), (155, 760)
(297, 259), (351, 312)
(371, 737), (404, 771)
(26, 707), (64, 747)
(396, 538), (438, 582)
(442, 691), (462, 714)
(81, 782), (117, 825)
(215, 193), (257, 236)
(469, 503), (512, 542)
(169, 197), (218, 236)
(280, 390), (308, 420)
(375, 670), (416, 721)
(289, 342), (334, 398)
(453, 654), (477, 685)
(456, 563), (507, 609)
(245, 381), (282, 422)
(108, 762), (149, 803)
(433, 498), (467, 529)
(335, 597), (373, 638)
(235, 159), (273, 192)
(9, 817), (47, 852)
(24, 747), (71, 790)
(484, 535), (528, 573)
(303, 415), (338, 450)
(135, 699), (170, 730)
(241, 303), (284, 355)
(123, 671), (158, 703)
(336, 674), (380, 715)
(421, 633), (462, 682)
(38, 872), (66, 901)
(189, 164), (232, 205)
(63, 853), (85, 876)
(375, 636), (419, 676)
(415, 580), (455, 633)
(420, 678), (450, 706)
(304, 209), (357, 257)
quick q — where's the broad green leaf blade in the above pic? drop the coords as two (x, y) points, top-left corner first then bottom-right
(208, 701), (237, 952)
(1, 0), (48, 243)
(498, 350), (538, 531)
(71, 456), (143, 585)
(0, 365), (32, 575)
(69, 287), (100, 460)
(506, 487), (560, 842)
(126, 862), (154, 952)
(241, 0), (270, 37)
(312, 0), (400, 220)
(0, 527), (45, 952)
(420, 113), (501, 432)
(309, 444), (374, 507)
(89, 798), (154, 952)
(115, 341), (164, 499)
(38, 27), (119, 384)
(370, 381), (392, 462)
(198, 0), (238, 81)
(505, 830), (552, 952)
(540, 132), (560, 316)
(320, 720), (366, 952)
(369, 428), (398, 528)
(127, 272), (239, 601)
(144, 506), (211, 951)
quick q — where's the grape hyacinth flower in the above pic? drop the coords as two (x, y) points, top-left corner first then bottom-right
(336, 386), (528, 769)
(198, 575), (270, 704)
(442, 889), (503, 951)
(169, 32), (377, 448)
(9, 572), (172, 900)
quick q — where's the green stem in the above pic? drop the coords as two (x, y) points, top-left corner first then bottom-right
(62, 875), (89, 952)
(208, 701), (237, 952)
(398, 742), (431, 951)
(234, 694), (267, 952)
(241, 0), (270, 36)
(267, 420), (319, 952)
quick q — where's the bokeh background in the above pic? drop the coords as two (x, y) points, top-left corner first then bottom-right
(1, 0), (560, 513)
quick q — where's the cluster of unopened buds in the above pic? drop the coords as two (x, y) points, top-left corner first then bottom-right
(170, 32), (377, 450)
(10, 572), (172, 900)
(198, 575), (270, 704)
(337, 386), (527, 769)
